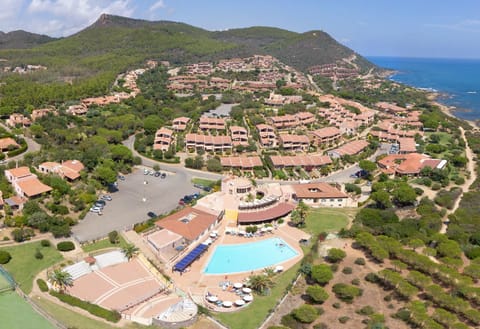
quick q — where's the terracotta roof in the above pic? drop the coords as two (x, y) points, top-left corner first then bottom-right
(237, 203), (295, 224)
(291, 183), (347, 199)
(62, 160), (85, 173)
(16, 177), (52, 197)
(256, 124), (275, 131)
(185, 133), (232, 145)
(7, 166), (32, 179)
(398, 138), (417, 153)
(173, 117), (190, 124)
(156, 206), (218, 241)
(330, 140), (369, 156)
(0, 137), (19, 150)
(378, 153), (445, 175)
(311, 127), (341, 138)
(279, 134), (310, 144)
(230, 126), (247, 134)
(220, 156), (262, 168)
(156, 127), (173, 137)
(270, 154), (331, 168)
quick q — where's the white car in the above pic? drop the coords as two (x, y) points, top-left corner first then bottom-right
(90, 206), (102, 213)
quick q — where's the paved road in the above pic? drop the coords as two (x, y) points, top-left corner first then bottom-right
(72, 167), (202, 242)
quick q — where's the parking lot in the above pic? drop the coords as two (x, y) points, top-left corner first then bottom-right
(72, 166), (201, 242)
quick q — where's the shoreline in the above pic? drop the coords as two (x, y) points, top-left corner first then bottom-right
(427, 92), (478, 129)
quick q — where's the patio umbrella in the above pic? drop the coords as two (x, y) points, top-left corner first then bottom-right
(210, 232), (217, 238)
(233, 282), (243, 289)
(207, 296), (218, 302)
(242, 287), (252, 293)
(205, 238), (213, 245)
(243, 294), (253, 302)
(275, 265), (284, 272)
(266, 227), (273, 231)
(260, 227), (267, 232)
(222, 301), (233, 308)
(235, 299), (245, 306)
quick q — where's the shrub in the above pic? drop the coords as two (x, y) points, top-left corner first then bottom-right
(50, 291), (120, 322)
(332, 283), (362, 303)
(432, 183), (441, 191)
(455, 177), (465, 185)
(57, 241), (75, 252)
(342, 267), (353, 274)
(311, 264), (333, 285)
(292, 304), (319, 323)
(365, 272), (380, 283)
(351, 278), (360, 286)
(0, 250), (12, 264)
(306, 285), (329, 304)
(314, 323), (329, 329)
(354, 257), (366, 266)
(338, 316), (350, 324)
(327, 248), (346, 263)
(280, 314), (298, 329)
(332, 302), (341, 309)
(108, 231), (119, 244)
(357, 306), (375, 316)
(330, 263), (339, 272)
(37, 279), (48, 292)
(35, 249), (44, 260)
(40, 239), (51, 247)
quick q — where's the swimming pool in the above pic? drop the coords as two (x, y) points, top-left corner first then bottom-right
(204, 238), (298, 274)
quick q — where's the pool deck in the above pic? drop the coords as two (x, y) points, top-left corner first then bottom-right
(168, 219), (308, 311)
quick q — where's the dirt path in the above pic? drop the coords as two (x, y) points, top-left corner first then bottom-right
(440, 127), (476, 233)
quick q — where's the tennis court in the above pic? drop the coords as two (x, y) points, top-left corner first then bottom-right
(0, 291), (54, 329)
(0, 265), (15, 292)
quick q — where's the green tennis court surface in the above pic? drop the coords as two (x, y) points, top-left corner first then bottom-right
(0, 291), (54, 329)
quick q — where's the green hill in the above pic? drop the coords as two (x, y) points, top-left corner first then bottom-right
(0, 30), (55, 49)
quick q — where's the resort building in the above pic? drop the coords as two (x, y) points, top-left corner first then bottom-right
(398, 137), (417, 154)
(31, 108), (56, 121)
(185, 133), (232, 152)
(155, 206), (221, 244)
(264, 93), (303, 106)
(377, 153), (447, 176)
(295, 112), (316, 126)
(229, 126), (248, 146)
(154, 128), (174, 151)
(199, 117), (226, 131)
(256, 124), (277, 148)
(6, 113), (31, 128)
(220, 156), (263, 170)
(237, 203), (295, 225)
(5, 166), (52, 198)
(221, 177), (254, 196)
(269, 154), (332, 170)
(310, 127), (341, 146)
(38, 160), (84, 181)
(172, 117), (190, 131)
(327, 140), (370, 159)
(279, 134), (310, 152)
(288, 182), (354, 207)
(67, 104), (88, 116)
(268, 114), (298, 130)
(0, 137), (19, 152)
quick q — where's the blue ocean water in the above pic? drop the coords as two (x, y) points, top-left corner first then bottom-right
(367, 56), (480, 121)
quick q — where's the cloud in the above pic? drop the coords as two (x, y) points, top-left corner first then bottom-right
(425, 19), (480, 33)
(0, 0), (24, 29)
(26, 0), (136, 36)
(149, 0), (165, 12)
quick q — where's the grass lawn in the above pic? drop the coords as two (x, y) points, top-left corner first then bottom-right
(33, 295), (155, 329)
(0, 241), (63, 294)
(82, 235), (128, 253)
(191, 177), (216, 187)
(0, 291), (54, 329)
(303, 208), (355, 236)
(215, 263), (300, 329)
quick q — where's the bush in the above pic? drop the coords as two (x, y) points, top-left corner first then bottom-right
(354, 257), (366, 265)
(314, 323), (329, 329)
(351, 278), (360, 286)
(338, 316), (350, 324)
(332, 302), (341, 309)
(40, 239), (51, 247)
(292, 304), (319, 323)
(342, 267), (353, 274)
(108, 231), (119, 244)
(365, 273), (379, 283)
(37, 279), (48, 292)
(50, 291), (120, 322)
(332, 283), (362, 303)
(327, 248), (346, 263)
(35, 249), (44, 260)
(306, 285), (329, 304)
(311, 264), (333, 285)
(356, 306), (375, 316)
(56, 241), (75, 252)
(432, 183), (442, 191)
(0, 250), (12, 264)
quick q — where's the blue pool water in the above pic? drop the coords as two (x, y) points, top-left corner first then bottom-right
(204, 238), (298, 275)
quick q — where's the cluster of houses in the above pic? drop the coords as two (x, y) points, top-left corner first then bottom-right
(167, 55), (309, 93)
(5, 108), (57, 128)
(2, 64), (47, 74)
(308, 63), (359, 80)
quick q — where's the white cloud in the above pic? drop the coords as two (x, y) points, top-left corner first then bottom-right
(425, 19), (480, 33)
(0, 0), (25, 29)
(149, 0), (165, 12)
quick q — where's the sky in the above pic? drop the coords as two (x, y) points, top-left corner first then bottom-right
(1, 0), (480, 58)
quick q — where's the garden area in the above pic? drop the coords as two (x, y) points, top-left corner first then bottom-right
(0, 291), (55, 329)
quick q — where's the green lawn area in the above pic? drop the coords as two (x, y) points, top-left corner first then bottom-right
(215, 263), (300, 329)
(191, 177), (216, 187)
(304, 208), (354, 236)
(82, 235), (128, 253)
(33, 295), (155, 329)
(0, 292), (54, 329)
(0, 241), (63, 294)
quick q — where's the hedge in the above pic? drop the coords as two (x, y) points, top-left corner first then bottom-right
(50, 291), (121, 322)
(56, 241), (75, 252)
(0, 250), (12, 264)
(7, 144), (27, 157)
(37, 278), (49, 292)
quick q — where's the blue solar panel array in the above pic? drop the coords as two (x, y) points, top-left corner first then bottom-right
(173, 243), (208, 272)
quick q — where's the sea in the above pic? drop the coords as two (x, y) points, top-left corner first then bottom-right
(367, 56), (480, 121)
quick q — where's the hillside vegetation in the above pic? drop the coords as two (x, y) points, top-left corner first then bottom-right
(0, 30), (55, 49)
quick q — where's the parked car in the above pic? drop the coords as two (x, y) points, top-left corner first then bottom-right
(147, 211), (158, 219)
(118, 175), (125, 181)
(100, 195), (112, 201)
(144, 169), (149, 175)
(161, 173), (166, 179)
(90, 206), (102, 213)
(154, 171), (161, 177)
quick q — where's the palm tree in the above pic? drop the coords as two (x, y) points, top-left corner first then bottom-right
(263, 267), (275, 278)
(48, 269), (73, 293)
(122, 244), (139, 261)
(248, 274), (274, 294)
(291, 200), (309, 228)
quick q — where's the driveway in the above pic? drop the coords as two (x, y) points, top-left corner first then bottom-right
(72, 167), (201, 242)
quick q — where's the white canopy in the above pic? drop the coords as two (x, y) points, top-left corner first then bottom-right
(243, 294), (253, 302)
(233, 282), (243, 289)
(235, 299), (245, 306)
(242, 287), (252, 293)
(222, 301), (233, 308)
(207, 295), (218, 302)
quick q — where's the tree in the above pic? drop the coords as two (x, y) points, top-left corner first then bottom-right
(292, 304), (318, 323)
(311, 264), (333, 285)
(108, 231), (119, 244)
(327, 248), (347, 263)
(143, 115), (163, 134)
(392, 184), (417, 207)
(94, 165), (117, 185)
(248, 274), (274, 294)
(306, 285), (329, 304)
(290, 201), (309, 227)
(371, 190), (392, 209)
(437, 240), (462, 258)
(332, 283), (362, 303)
(408, 238), (425, 251)
(206, 158), (222, 172)
(121, 244), (139, 261)
(359, 160), (376, 173)
(109, 145), (133, 163)
(48, 269), (73, 293)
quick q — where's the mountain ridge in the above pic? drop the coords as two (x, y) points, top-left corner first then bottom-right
(0, 30), (56, 49)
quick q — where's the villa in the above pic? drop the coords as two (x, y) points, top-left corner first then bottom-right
(287, 182), (354, 207)
(256, 124), (277, 148)
(230, 126), (248, 146)
(31, 108), (56, 121)
(328, 140), (370, 158)
(172, 117), (190, 131)
(185, 133), (232, 152)
(5, 166), (52, 198)
(310, 127), (341, 146)
(220, 156), (263, 170)
(6, 113), (31, 128)
(0, 137), (19, 152)
(38, 160), (85, 181)
(199, 117), (226, 131)
(378, 153), (447, 176)
(279, 134), (310, 152)
(154, 128), (174, 151)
